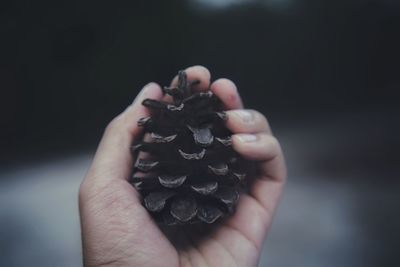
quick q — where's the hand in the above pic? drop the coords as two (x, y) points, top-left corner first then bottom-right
(79, 66), (287, 267)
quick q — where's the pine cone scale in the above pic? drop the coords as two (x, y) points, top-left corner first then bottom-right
(131, 70), (248, 225)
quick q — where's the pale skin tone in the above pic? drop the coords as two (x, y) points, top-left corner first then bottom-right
(79, 66), (287, 267)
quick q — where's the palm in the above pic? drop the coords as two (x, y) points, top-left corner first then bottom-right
(173, 194), (269, 267)
(89, 177), (277, 267)
(79, 66), (286, 267)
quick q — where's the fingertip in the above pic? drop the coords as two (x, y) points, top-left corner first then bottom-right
(128, 82), (162, 109)
(231, 134), (257, 155)
(170, 65), (211, 90)
(225, 109), (271, 134)
(211, 78), (243, 109)
(118, 82), (163, 134)
(139, 82), (163, 101)
(231, 134), (248, 156)
(232, 133), (280, 161)
(186, 65), (211, 80)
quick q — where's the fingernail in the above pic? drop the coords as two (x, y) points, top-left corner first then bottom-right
(234, 110), (254, 124)
(236, 134), (258, 143)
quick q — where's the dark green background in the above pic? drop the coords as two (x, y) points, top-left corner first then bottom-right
(1, 0), (399, 162)
(1, 1), (399, 266)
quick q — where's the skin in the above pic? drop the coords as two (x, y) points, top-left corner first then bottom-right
(79, 66), (287, 267)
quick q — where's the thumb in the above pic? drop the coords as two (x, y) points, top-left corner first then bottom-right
(81, 82), (163, 196)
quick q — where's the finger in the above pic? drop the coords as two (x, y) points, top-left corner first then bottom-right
(163, 65), (211, 103)
(225, 109), (271, 134)
(85, 83), (163, 184)
(170, 65), (211, 91)
(225, 133), (286, 248)
(232, 133), (286, 182)
(232, 132), (286, 213)
(210, 78), (244, 110)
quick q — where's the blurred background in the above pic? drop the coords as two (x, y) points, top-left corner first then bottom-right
(1, 0), (399, 266)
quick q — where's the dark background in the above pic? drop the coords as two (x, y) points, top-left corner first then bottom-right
(0, 0), (399, 266)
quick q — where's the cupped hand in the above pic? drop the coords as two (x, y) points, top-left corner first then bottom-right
(79, 66), (287, 267)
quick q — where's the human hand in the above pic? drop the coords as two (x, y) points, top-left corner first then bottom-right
(79, 66), (286, 267)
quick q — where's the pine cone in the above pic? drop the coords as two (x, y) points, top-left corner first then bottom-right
(131, 70), (248, 225)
